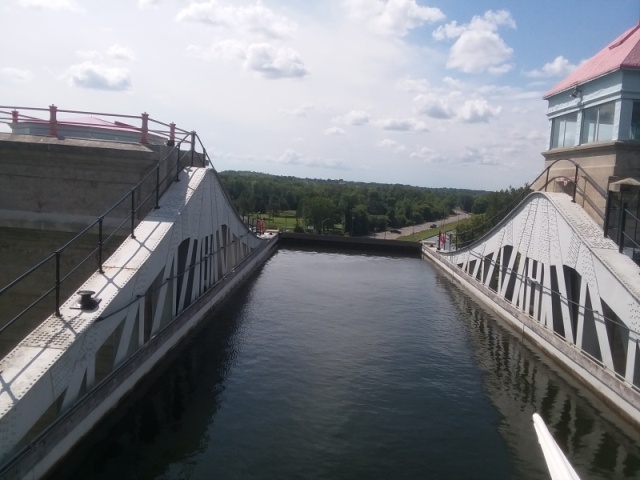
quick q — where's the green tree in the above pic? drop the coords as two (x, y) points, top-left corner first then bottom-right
(301, 196), (337, 233)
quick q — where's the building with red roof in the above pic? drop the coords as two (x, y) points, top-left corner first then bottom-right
(541, 23), (640, 229)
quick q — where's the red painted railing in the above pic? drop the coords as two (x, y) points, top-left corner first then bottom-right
(0, 104), (191, 146)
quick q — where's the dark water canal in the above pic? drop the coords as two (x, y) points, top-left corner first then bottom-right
(51, 249), (640, 479)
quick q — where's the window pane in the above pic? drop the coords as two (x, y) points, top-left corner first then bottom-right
(596, 103), (614, 141)
(564, 113), (577, 146)
(581, 107), (598, 143)
(551, 118), (561, 148)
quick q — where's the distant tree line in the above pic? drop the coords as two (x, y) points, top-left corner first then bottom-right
(218, 171), (496, 235)
(454, 185), (532, 247)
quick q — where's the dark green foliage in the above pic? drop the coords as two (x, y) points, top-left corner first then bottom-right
(456, 185), (531, 247)
(219, 171), (488, 236)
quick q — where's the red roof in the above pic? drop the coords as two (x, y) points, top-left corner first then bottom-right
(544, 23), (640, 98)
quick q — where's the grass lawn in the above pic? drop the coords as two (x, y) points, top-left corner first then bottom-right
(397, 221), (462, 242)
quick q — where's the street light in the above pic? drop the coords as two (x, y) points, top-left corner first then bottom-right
(321, 217), (331, 234)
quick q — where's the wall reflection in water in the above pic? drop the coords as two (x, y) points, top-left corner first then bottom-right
(48, 279), (253, 480)
(439, 274), (640, 480)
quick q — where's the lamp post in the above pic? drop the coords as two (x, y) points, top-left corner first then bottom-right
(321, 217), (331, 234)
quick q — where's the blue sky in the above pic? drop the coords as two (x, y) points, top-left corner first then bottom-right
(1, 0), (638, 190)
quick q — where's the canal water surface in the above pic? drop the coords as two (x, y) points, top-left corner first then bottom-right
(51, 249), (640, 479)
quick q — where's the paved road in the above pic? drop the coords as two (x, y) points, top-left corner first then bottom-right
(375, 211), (470, 240)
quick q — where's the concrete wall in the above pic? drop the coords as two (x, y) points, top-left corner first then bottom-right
(540, 141), (640, 226)
(0, 133), (180, 233)
(0, 134), (181, 356)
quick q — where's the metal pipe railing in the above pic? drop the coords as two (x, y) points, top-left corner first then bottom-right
(0, 120), (208, 350)
(454, 158), (608, 250)
(0, 105), (192, 146)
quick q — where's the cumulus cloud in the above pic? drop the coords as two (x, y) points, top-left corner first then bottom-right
(63, 62), (132, 91)
(138, 0), (160, 8)
(177, 1), (296, 39)
(413, 93), (453, 119)
(460, 146), (499, 165)
(377, 117), (428, 131)
(344, 0), (444, 37)
(334, 110), (371, 126)
(525, 56), (578, 78)
(457, 98), (501, 123)
(410, 147), (446, 163)
(433, 10), (515, 74)
(107, 44), (137, 62)
(187, 41), (309, 79)
(275, 149), (348, 169)
(18, 0), (80, 10)
(1, 67), (32, 82)
(280, 102), (315, 118)
(245, 43), (308, 78)
(325, 126), (346, 135)
(396, 76), (430, 93)
(377, 138), (406, 153)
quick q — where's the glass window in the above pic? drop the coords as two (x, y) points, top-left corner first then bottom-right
(550, 112), (577, 148)
(580, 102), (615, 144)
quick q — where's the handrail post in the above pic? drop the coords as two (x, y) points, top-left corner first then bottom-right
(618, 202), (627, 253)
(168, 122), (176, 146)
(572, 165), (578, 203)
(190, 131), (196, 167)
(49, 104), (58, 137)
(98, 217), (104, 273)
(131, 190), (136, 239)
(11, 109), (19, 123)
(140, 112), (149, 144)
(175, 142), (181, 182)
(544, 167), (549, 192)
(603, 191), (613, 238)
(55, 251), (61, 317)
(155, 164), (160, 209)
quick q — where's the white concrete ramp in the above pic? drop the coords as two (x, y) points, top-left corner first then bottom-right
(425, 191), (640, 426)
(0, 166), (273, 478)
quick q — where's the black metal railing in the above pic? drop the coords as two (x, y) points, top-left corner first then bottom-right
(452, 159), (608, 250)
(446, 248), (640, 392)
(0, 114), (216, 358)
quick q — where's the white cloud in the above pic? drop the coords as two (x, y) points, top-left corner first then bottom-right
(410, 147), (446, 163)
(457, 98), (501, 123)
(344, 0), (444, 37)
(413, 93), (453, 119)
(460, 146), (499, 165)
(525, 56), (578, 78)
(378, 138), (398, 147)
(433, 10), (515, 74)
(325, 126), (346, 135)
(334, 110), (371, 126)
(187, 41), (308, 79)
(1, 67), (32, 82)
(377, 117), (428, 131)
(138, 0), (160, 8)
(280, 102), (315, 118)
(275, 149), (348, 169)
(63, 62), (132, 91)
(245, 43), (309, 79)
(107, 45), (137, 62)
(18, 0), (80, 10)
(377, 138), (406, 153)
(396, 77), (430, 93)
(177, 1), (296, 39)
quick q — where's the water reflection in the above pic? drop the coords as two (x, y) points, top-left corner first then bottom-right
(439, 275), (640, 480)
(48, 275), (257, 480)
